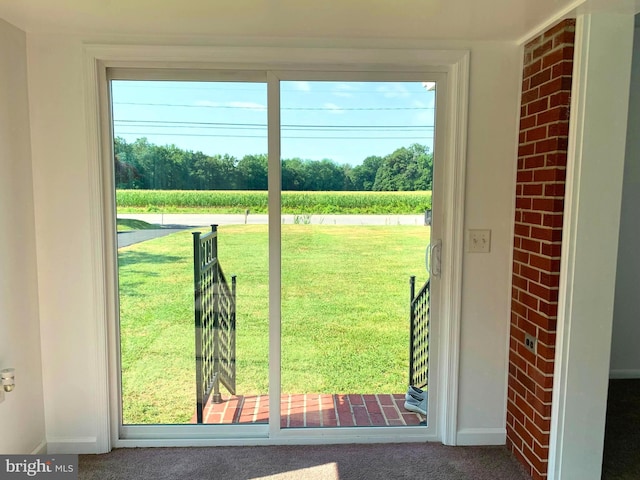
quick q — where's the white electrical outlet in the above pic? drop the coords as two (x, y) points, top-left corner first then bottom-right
(524, 333), (537, 354)
(468, 229), (491, 253)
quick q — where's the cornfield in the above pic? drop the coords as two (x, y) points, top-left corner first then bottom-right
(116, 190), (432, 214)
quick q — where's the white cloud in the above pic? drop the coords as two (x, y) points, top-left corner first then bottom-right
(377, 84), (411, 98)
(332, 83), (357, 98)
(291, 81), (311, 92)
(413, 111), (434, 126)
(413, 97), (435, 109)
(193, 100), (266, 110)
(194, 100), (222, 107)
(227, 101), (267, 110)
(323, 103), (345, 114)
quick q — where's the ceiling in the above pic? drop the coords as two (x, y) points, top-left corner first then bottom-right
(0, 0), (590, 43)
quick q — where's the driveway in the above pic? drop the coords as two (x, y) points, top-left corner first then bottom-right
(117, 213), (428, 248)
(117, 226), (191, 248)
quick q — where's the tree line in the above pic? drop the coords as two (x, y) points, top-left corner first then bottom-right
(114, 137), (433, 192)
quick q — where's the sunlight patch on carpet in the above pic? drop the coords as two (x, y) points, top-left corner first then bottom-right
(250, 462), (340, 479)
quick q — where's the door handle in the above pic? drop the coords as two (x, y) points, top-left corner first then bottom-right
(429, 239), (442, 277)
(425, 244), (431, 274)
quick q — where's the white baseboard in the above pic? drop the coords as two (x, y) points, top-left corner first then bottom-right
(609, 369), (640, 379)
(30, 440), (47, 455)
(456, 428), (506, 446)
(46, 437), (100, 454)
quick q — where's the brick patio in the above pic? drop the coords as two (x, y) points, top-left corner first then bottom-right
(193, 394), (425, 426)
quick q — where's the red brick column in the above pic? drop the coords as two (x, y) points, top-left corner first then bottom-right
(506, 19), (575, 480)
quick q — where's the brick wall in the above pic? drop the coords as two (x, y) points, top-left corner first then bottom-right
(506, 19), (575, 480)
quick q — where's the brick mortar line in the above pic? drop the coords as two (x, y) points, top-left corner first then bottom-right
(510, 317), (558, 346)
(517, 155), (569, 163)
(513, 439), (550, 478)
(512, 254), (563, 265)
(512, 288), (559, 309)
(508, 369), (547, 400)
(519, 112), (571, 125)
(303, 395), (308, 427)
(344, 395), (357, 427)
(382, 394), (411, 426)
(510, 388), (554, 419)
(519, 120), (569, 132)
(510, 349), (555, 382)
(512, 283), (559, 304)
(513, 240), (563, 250)
(526, 38), (575, 56)
(512, 284), (560, 306)
(375, 395), (386, 425)
(522, 79), (573, 98)
(517, 177), (567, 186)
(393, 395), (413, 426)
(507, 396), (540, 431)
(330, 395), (339, 427)
(515, 190), (567, 196)
(509, 393), (553, 441)
(283, 395), (290, 428)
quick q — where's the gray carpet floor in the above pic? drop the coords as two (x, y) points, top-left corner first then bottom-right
(602, 379), (640, 479)
(79, 443), (529, 480)
(78, 381), (640, 479)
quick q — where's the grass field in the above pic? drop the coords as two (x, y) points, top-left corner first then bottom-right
(116, 189), (432, 214)
(118, 224), (429, 424)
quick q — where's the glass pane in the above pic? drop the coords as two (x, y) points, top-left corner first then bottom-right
(112, 80), (269, 425)
(280, 81), (435, 428)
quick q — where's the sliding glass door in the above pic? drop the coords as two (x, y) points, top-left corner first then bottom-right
(279, 81), (434, 428)
(108, 70), (441, 439)
(111, 78), (270, 426)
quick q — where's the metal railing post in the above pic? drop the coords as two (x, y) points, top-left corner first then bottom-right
(193, 231), (204, 423)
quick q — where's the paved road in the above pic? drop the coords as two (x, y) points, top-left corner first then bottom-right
(117, 227), (189, 248)
(117, 214), (428, 248)
(117, 213), (427, 227)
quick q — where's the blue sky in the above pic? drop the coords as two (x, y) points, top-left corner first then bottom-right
(111, 80), (435, 166)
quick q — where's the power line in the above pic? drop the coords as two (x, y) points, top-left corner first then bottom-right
(115, 132), (433, 140)
(113, 101), (434, 111)
(113, 83), (434, 95)
(114, 120), (434, 131)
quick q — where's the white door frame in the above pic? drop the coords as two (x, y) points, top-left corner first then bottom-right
(83, 44), (469, 449)
(548, 12), (635, 479)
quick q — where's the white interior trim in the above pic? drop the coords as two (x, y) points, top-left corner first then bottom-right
(437, 52), (469, 446)
(46, 437), (100, 455)
(83, 51), (112, 455)
(456, 428), (507, 446)
(548, 12), (634, 480)
(267, 70), (282, 440)
(83, 44), (469, 448)
(30, 440), (47, 455)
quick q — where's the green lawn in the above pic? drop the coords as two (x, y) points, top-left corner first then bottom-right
(118, 224), (429, 424)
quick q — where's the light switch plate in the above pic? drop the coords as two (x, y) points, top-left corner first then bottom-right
(468, 229), (491, 253)
(0, 388), (4, 403)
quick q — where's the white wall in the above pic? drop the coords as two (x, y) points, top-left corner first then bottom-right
(456, 44), (520, 444)
(611, 20), (640, 378)
(26, 34), (103, 453)
(25, 33), (519, 451)
(548, 13), (634, 479)
(0, 18), (46, 454)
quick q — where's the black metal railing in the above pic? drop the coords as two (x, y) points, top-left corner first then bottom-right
(409, 276), (430, 389)
(193, 225), (237, 424)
